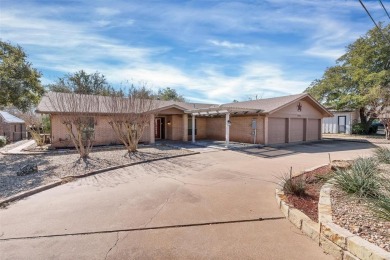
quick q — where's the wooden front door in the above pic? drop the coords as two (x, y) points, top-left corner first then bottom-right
(155, 118), (162, 139)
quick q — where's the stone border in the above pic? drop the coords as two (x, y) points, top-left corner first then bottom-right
(0, 151), (199, 207)
(275, 165), (390, 260)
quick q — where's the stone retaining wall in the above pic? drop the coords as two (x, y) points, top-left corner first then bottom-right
(275, 166), (390, 260)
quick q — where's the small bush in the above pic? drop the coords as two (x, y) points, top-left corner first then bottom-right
(351, 122), (377, 135)
(280, 174), (307, 197)
(0, 136), (6, 147)
(333, 157), (380, 198)
(374, 147), (390, 164)
(369, 178), (390, 221)
(352, 123), (366, 134)
(368, 195), (390, 221)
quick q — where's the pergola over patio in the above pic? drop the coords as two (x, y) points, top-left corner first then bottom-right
(185, 106), (263, 147)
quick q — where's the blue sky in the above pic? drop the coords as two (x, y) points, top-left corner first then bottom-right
(1, 0), (389, 103)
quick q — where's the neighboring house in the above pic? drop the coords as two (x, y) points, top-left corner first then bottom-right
(36, 92), (332, 147)
(322, 109), (360, 135)
(0, 111), (26, 142)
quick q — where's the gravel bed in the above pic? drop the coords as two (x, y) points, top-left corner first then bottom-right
(331, 189), (390, 252)
(0, 145), (193, 199)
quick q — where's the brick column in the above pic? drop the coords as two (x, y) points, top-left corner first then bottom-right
(264, 116), (269, 145)
(182, 114), (188, 141)
(192, 114), (196, 143)
(149, 114), (155, 144)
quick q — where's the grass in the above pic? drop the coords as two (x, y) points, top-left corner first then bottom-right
(333, 157), (380, 198)
(374, 146), (390, 164)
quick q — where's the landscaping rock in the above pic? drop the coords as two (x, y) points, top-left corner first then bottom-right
(331, 160), (353, 171)
(16, 163), (38, 176)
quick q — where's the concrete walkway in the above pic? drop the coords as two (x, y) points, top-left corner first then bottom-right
(2, 139), (35, 154)
(0, 141), (385, 259)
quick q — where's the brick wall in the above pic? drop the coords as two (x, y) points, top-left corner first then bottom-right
(51, 114), (152, 148)
(204, 116), (265, 144)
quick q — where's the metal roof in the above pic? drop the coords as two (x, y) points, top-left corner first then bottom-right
(0, 111), (25, 123)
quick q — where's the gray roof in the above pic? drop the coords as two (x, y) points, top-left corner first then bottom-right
(36, 92), (215, 114)
(0, 111), (25, 123)
(186, 93), (332, 116)
(36, 92), (332, 117)
(220, 93), (307, 113)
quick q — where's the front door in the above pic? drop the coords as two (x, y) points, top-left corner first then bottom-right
(338, 116), (346, 133)
(155, 118), (161, 139)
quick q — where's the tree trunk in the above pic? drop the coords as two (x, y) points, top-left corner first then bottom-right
(359, 107), (373, 134)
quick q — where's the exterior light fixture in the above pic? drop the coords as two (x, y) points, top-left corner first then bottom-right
(167, 121), (171, 126)
(227, 120), (231, 126)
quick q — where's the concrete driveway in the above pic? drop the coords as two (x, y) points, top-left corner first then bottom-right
(0, 141), (381, 259)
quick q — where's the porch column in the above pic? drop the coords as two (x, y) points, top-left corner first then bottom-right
(183, 114), (188, 141)
(264, 116), (269, 145)
(192, 114), (196, 143)
(149, 114), (155, 144)
(225, 112), (230, 147)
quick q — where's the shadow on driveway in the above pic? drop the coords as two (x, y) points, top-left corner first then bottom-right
(232, 140), (378, 159)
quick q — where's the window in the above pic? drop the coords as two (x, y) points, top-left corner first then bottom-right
(188, 118), (197, 135)
(81, 117), (95, 141)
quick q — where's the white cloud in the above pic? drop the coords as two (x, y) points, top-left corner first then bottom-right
(208, 40), (246, 49)
(95, 7), (120, 17)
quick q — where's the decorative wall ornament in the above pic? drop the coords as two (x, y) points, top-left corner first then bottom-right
(297, 102), (302, 112)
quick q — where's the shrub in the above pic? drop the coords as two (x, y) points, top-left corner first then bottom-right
(351, 122), (377, 135)
(0, 136), (6, 147)
(280, 174), (307, 197)
(369, 195), (390, 221)
(352, 123), (366, 134)
(333, 157), (380, 198)
(374, 147), (390, 164)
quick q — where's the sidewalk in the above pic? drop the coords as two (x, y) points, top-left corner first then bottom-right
(1, 140), (36, 154)
(323, 133), (389, 144)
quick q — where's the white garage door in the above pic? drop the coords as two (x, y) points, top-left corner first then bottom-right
(290, 118), (305, 142)
(268, 118), (286, 144)
(307, 119), (320, 141)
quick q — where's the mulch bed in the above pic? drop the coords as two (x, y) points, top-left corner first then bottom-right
(285, 165), (332, 222)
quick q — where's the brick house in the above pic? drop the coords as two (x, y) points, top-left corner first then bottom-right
(0, 111), (26, 142)
(36, 92), (332, 148)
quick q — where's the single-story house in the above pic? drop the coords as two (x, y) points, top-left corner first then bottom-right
(322, 109), (360, 135)
(36, 92), (333, 147)
(0, 111), (26, 142)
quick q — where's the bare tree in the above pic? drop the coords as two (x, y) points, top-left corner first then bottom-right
(6, 108), (49, 147)
(105, 87), (156, 153)
(47, 92), (99, 158)
(21, 111), (47, 147)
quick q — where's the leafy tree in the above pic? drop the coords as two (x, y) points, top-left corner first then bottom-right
(47, 70), (123, 96)
(0, 41), (44, 112)
(305, 24), (390, 133)
(157, 87), (185, 101)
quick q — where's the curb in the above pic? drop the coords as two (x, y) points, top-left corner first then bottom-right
(0, 181), (62, 206)
(0, 151), (199, 207)
(323, 137), (389, 145)
(276, 165), (390, 260)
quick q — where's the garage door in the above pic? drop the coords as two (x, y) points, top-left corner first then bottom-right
(290, 118), (305, 142)
(307, 119), (320, 141)
(268, 118), (286, 144)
